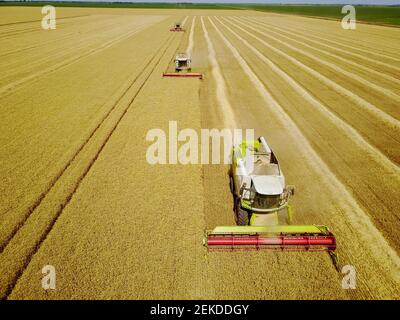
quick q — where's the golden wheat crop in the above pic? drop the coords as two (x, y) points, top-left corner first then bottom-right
(0, 6), (399, 299)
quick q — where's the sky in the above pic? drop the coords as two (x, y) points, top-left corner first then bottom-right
(12, 0), (400, 5)
(126, 0), (400, 3)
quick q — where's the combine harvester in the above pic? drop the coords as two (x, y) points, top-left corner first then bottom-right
(163, 53), (202, 79)
(170, 22), (185, 32)
(205, 137), (338, 269)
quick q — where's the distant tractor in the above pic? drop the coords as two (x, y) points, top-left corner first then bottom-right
(170, 22), (185, 32)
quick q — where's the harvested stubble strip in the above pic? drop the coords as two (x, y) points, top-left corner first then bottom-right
(0, 16), (176, 298)
(8, 23), (204, 299)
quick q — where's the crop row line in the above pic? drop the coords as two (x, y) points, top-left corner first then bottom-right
(2, 29), (178, 299)
(206, 16), (400, 287)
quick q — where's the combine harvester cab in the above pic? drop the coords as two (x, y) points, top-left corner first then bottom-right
(163, 53), (202, 79)
(170, 22), (185, 32)
(205, 136), (338, 269)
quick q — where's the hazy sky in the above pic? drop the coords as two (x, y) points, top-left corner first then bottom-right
(22, 0), (400, 5)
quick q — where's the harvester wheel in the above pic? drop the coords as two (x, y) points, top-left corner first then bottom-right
(236, 207), (249, 226)
(234, 199), (249, 225)
(229, 176), (234, 193)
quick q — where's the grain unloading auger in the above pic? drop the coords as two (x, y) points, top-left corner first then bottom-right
(162, 53), (202, 79)
(204, 137), (338, 269)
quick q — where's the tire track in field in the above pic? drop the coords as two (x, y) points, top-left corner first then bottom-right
(0, 19), (145, 91)
(217, 16), (400, 176)
(252, 17), (400, 66)
(1, 32), (176, 300)
(253, 16), (400, 62)
(208, 16), (400, 284)
(228, 17), (400, 132)
(218, 17), (400, 252)
(0, 20), (154, 98)
(181, 16), (189, 27)
(0, 15), (121, 59)
(186, 16), (196, 57)
(230, 18), (400, 104)
(0, 17), (125, 73)
(0, 14), (90, 28)
(239, 17), (400, 87)
(164, 17), (190, 73)
(0, 25), (172, 254)
(200, 16), (237, 129)
(0, 16), (154, 73)
(0, 15), (94, 41)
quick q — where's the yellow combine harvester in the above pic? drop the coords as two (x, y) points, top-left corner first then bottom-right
(205, 137), (338, 268)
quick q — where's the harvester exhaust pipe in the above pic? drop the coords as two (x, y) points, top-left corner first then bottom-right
(258, 136), (272, 155)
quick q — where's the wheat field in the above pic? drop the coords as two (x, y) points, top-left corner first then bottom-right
(0, 6), (399, 299)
